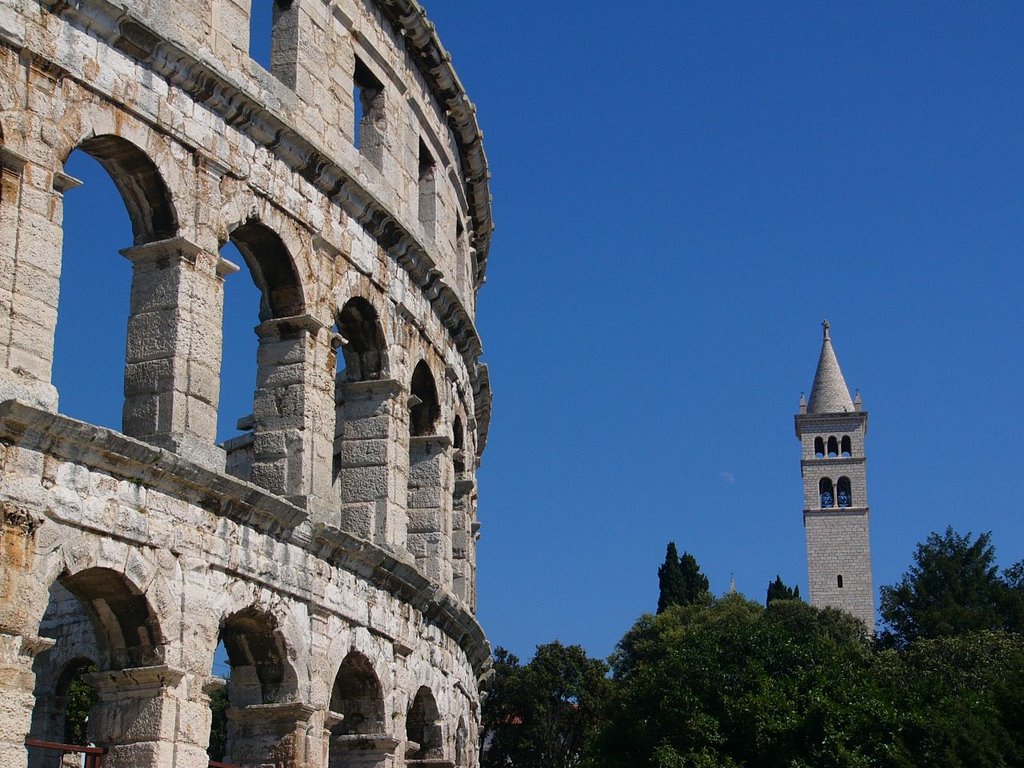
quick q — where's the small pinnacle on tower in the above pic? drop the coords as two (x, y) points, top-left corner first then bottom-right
(822, 318), (831, 340)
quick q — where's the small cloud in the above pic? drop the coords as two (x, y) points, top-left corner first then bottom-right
(719, 471), (735, 485)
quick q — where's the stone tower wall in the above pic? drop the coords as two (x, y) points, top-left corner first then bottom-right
(796, 412), (875, 631)
(0, 1), (492, 766)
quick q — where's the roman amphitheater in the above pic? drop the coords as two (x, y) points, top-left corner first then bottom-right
(0, 0), (492, 766)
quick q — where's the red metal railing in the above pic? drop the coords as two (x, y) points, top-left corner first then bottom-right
(25, 737), (106, 768)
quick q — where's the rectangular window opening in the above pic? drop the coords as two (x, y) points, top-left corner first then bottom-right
(354, 57), (385, 167)
(418, 138), (436, 232)
(837, 574), (844, 589)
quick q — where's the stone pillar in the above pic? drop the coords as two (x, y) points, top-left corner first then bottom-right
(326, 728), (399, 768)
(227, 702), (317, 768)
(84, 665), (210, 768)
(0, 633), (54, 768)
(251, 315), (335, 511)
(451, 477), (475, 606)
(407, 435), (453, 588)
(335, 378), (408, 547)
(120, 237), (235, 470)
(0, 155), (66, 411)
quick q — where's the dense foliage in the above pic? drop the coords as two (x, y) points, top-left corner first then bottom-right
(765, 574), (800, 605)
(481, 642), (610, 768)
(879, 527), (1024, 645)
(657, 542), (710, 613)
(484, 529), (1024, 768)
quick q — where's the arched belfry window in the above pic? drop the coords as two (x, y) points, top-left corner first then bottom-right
(827, 436), (839, 458)
(814, 437), (825, 458)
(841, 436), (852, 457)
(837, 476), (852, 508)
(819, 477), (834, 508)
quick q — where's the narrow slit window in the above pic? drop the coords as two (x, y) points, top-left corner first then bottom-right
(418, 138), (436, 233)
(837, 574), (844, 589)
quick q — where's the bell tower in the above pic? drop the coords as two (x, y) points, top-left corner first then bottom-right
(795, 321), (874, 631)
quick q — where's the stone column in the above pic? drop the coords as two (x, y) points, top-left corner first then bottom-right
(0, 633), (54, 768)
(407, 435), (453, 588)
(326, 729), (399, 768)
(227, 702), (317, 768)
(450, 477), (475, 606)
(0, 155), (67, 411)
(251, 314), (335, 511)
(120, 237), (235, 470)
(83, 665), (202, 768)
(335, 378), (408, 547)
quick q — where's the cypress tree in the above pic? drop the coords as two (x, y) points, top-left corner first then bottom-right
(658, 542), (710, 612)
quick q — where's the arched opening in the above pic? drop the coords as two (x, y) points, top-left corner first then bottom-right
(206, 639), (231, 764)
(453, 415), (465, 475)
(214, 607), (299, 766)
(826, 436), (838, 458)
(30, 568), (166, 766)
(27, 658), (98, 768)
(841, 435), (852, 457)
(328, 652), (388, 767)
(54, 136), (178, 435)
(406, 687), (442, 761)
(819, 477), (834, 509)
(813, 437), (824, 458)
(219, 220), (305, 489)
(336, 297), (386, 383)
(410, 361), (439, 437)
(837, 476), (852, 508)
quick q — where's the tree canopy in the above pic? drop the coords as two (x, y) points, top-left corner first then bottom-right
(766, 574), (800, 605)
(481, 642), (609, 768)
(657, 542), (710, 613)
(879, 527), (1024, 645)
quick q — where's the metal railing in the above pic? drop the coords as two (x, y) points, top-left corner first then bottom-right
(24, 738), (106, 768)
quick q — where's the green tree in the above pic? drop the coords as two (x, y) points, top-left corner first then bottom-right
(482, 642), (609, 768)
(600, 595), (900, 768)
(765, 575), (800, 606)
(207, 685), (229, 761)
(879, 527), (1019, 645)
(657, 542), (710, 613)
(874, 631), (1024, 767)
(63, 666), (98, 746)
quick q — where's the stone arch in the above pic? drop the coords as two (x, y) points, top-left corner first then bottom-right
(218, 606), (298, 706)
(227, 218), (306, 320)
(55, 566), (165, 670)
(329, 652), (386, 734)
(406, 685), (443, 760)
(814, 436), (825, 457)
(64, 134), (178, 246)
(826, 436), (839, 457)
(28, 656), (99, 768)
(410, 360), (440, 437)
(336, 296), (388, 381)
(841, 435), (852, 456)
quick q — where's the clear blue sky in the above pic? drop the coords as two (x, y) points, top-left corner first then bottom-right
(53, 2), (1024, 664)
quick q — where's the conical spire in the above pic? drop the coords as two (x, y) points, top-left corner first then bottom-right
(806, 320), (854, 413)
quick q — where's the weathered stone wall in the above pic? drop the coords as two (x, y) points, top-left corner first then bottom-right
(0, 0), (492, 765)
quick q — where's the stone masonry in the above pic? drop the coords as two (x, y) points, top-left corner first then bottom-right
(0, 1), (492, 766)
(795, 322), (875, 632)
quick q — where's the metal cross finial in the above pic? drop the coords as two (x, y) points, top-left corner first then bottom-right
(822, 319), (830, 340)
